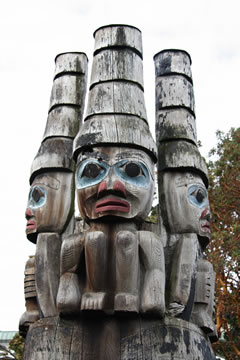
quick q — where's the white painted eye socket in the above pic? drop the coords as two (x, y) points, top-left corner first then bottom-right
(188, 184), (208, 208)
(28, 186), (47, 208)
(76, 160), (109, 189)
(114, 160), (150, 188)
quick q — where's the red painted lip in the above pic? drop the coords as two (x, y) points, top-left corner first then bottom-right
(26, 220), (36, 230)
(95, 197), (130, 213)
(201, 221), (211, 233)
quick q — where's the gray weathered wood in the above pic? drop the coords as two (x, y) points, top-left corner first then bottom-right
(191, 259), (217, 340)
(85, 81), (147, 121)
(73, 114), (157, 162)
(156, 108), (197, 144)
(30, 138), (74, 182)
(54, 52), (88, 77)
(154, 49), (192, 80)
(94, 25), (142, 56)
(49, 74), (87, 112)
(19, 256), (39, 338)
(43, 106), (83, 139)
(35, 233), (61, 317)
(157, 141), (208, 186)
(23, 315), (216, 359)
(90, 49), (143, 88)
(167, 234), (198, 317)
(155, 75), (195, 113)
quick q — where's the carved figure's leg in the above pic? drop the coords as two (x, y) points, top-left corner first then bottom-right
(81, 231), (107, 310)
(114, 231), (139, 312)
(35, 233), (61, 317)
(168, 234), (198, 317)
(57, 234), (84, 314)
(19, 256), (40, 337)
(139, 231), (165, 317)
(190, 259), (217, 341)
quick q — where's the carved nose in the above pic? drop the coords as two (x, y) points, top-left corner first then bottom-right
(201, 208), (211, 221)
(25, 208), (33, 220)
(97, 180), (126, 197)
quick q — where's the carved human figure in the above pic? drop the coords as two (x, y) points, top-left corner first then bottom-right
(162, 172), (211, 241)
(19, 256), (39, 337)
(25, 172), (74, 243)
(57, 147), (165, 315)
(25, 172), (74, 318)
(161, 171), (216, 334)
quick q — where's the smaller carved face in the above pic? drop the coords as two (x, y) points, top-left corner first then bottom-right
(25, 172), (73, 242)
(162, 172), (211, 240)
(76, 147), (155, 222)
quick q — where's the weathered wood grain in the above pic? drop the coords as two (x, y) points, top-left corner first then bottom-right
(154, 49), (192, 80)
(73, 114), (157, 162)
(49, 75), (87, 112)
(85, 81), (147, 121)
(35, 233), (61, 317)
(43, 106), (83, 139)
(157, 140), (208, 186)
(155, 75), (195, 113)
(94, 25), (142, 56)
(90, 49), (143, 88)
(30, 138), (73, 182)
(156, 108), (197, 145)
(23, 315), (216, 359)
(54, 52), (88, 77)
(19, 256), (40, 338)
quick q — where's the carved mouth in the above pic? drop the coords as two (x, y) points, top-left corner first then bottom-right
(201, 221), (211, 233)
(95, 197), (130, 213)
(26, 220), (36, 231)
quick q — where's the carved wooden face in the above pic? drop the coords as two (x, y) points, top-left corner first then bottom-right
(162, 172), (211, 240)
(25, 172), (73, 242)
(76, 147), (155, 222)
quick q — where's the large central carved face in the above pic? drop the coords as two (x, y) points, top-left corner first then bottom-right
(25, 172), (73, 243)
(76, 146), (155, 222)
(162, 171), (211, 241)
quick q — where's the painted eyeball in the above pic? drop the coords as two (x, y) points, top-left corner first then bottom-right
(115, 161), (150, 187)
(28, 186), (47, 208)
(82, 163), (102, 178)
(188, 185), (208, 208)
(76, 160), (109, 189)
(124, 162), (142, 177)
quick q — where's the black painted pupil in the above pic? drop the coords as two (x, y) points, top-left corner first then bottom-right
(196, 189), (205, 203)
(32, 188), (43, 203)
(83, 163), (100, 178)
(125, 162), (141, 177)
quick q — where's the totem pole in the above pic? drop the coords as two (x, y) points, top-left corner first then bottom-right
(21, 25), (216, 360)
(20, 52), (88, 333)
(154, 50), (217, 341)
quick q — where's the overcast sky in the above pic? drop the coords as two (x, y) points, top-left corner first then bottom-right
(0, 0), (239, 331)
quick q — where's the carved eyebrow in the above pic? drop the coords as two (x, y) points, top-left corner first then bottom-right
(77, 151), (109, 164)
(33, 175), (60, 190)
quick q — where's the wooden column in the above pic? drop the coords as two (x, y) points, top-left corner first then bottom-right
(23, 315), (215, 360)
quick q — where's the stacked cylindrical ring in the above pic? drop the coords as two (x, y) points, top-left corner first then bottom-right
(30, 53), (88, 183)
(74, 25), (157, 162)
(154, 49), (208, 186)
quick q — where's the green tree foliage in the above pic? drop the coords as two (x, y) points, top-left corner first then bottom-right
(0, 334), (24, 360)
(206, 128), (240, 359)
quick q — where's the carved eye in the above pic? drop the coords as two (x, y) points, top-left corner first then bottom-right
(29, 185), (47, 208)
(32, 187), (45, 203)
(188, 184), (208, 208)
(82, 163), (102, 178)
(124, 162), (141, 177)
(195, 189), (205, 203)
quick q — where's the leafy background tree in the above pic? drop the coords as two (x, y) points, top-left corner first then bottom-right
(206, 127), (240, 359)
(0, 333), (24, 360)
